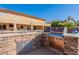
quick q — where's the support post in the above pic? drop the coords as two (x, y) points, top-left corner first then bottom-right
(14, 23), (17, 31)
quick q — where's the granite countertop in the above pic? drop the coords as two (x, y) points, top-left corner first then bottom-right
(64, 33), (79, 37)
(0, 32), (43, 38)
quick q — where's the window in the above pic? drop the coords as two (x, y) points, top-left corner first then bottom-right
(34, 26), (37, 30)
(0, 25), (1, 30)
(9, 24), (14, 27)
(21, 25), (23, 29)
(27, 26), (31, 30)
(3, 25), (6, 30)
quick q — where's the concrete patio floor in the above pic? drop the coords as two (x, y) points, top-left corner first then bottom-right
(27, 47), (63, 55)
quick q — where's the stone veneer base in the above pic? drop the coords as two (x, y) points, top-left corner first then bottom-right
(0, 32), (42, 55)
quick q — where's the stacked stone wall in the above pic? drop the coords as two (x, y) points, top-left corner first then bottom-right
(0, 32), (43, 55)
(64, 36), (79, 55)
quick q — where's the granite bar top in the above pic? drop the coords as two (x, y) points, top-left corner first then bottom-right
(64, 33), (79, 37)
(0, 32), (43, 38)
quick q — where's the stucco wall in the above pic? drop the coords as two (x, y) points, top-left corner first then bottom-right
(0, 12), (48, 26)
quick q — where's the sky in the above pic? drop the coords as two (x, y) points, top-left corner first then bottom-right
(0, 4), (79, 22)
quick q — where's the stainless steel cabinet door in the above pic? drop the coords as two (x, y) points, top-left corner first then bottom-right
(16, 40), (32, 55)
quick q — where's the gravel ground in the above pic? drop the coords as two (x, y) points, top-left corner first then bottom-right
(27, 47), (63, 55)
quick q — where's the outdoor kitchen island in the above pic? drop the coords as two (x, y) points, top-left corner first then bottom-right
(0, 30), (79, 55)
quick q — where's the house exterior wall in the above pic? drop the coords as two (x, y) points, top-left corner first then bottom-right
(0, 11), (49, 31)
(0, 12), (47, 25)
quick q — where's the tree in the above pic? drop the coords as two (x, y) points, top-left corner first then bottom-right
(62, 20), (67, 27)
(76, 20), (79, 25)
(66, 22), (75, 29)
(51, 20), (62, 27)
